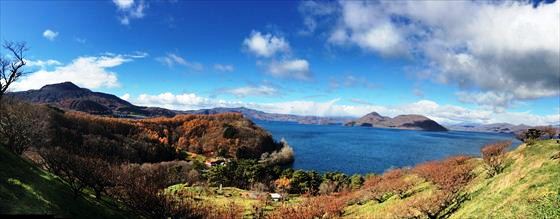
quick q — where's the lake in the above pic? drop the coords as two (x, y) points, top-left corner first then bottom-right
(255, 120), (521, 175)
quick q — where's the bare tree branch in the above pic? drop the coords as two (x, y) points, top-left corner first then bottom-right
(0, 41), (28, 101)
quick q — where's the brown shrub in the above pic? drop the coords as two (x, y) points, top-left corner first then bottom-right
(481, 141), (510, 177)
(397, 190), (455, 219)
(267, 195), (348, 219)
(413, 155), (474, 192)
(360, 169), (416, 203)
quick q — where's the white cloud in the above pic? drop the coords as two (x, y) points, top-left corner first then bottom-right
(224, 85), (278, 98)
(42, 29), (59, 41)
(326, 1), (408, 56)
(125, 92), (559, 126)
(121, 93), (131, 101)
(265, 59), (311, 80)
(456, 91), (515, 112)
(12, 53), (144, 91)
(213, 64), (235, 72)
(113, 0), (134, 9)
(25, 59), (62, 69)
(298, 0), (338, 35)
(157, 53), (203, 71)
(243, 31), (290, 57)
(304, 1), (560, 108)
(113, 0), (146, 25)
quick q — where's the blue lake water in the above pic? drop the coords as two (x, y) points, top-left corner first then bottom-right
(255, 120), (521, 175)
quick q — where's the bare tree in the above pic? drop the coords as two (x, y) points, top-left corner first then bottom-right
(0, 41), (28, 102)
(0, 99), (48, 154)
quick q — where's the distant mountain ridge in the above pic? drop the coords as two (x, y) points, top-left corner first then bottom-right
(8, 82), (542, 133)
(7, 82), (352, 124)
(7, 82), (176, 117)
(446, 122), (532, 134)
(183, 107), (353, 125)
(345, 112), (448, 131)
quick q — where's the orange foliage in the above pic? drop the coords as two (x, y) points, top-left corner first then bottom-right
(60, 111), (280, 159)
(481, 141), (510, 177)
(275, 177), (291, 193)
(362, 169), (416, 202)
(267, 195), (348, 219)
(413, 155), (474, 193)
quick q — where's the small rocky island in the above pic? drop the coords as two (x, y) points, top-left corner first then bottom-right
(345, 112), (448, 131)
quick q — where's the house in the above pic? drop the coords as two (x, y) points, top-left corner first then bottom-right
(205, 158), (227, 167)
(270, 193), (282, 201)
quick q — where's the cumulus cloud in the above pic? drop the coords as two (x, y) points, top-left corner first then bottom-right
(243, 31), (290, 57)
(303, 1), (560, 108)
(11, 53), (144, 91)
(265, 59), (311, 80)
(25, 59), (62, 69)
(213, 64), (235, 72)
(326, 1), (408, 56)
(113, 0), (134, 9)
(298, 0), (338, 35)
(125, 92), (559, 126)
(157, 53), (203, 71)
(223, 85), (278, 98)
(113, 0), (146, 25)
(42, 29), (59, 41)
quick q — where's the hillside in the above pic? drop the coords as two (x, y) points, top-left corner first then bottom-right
(343, 139), (560, 217)
(166, 140), (559, 218)
(7, 82), (176, 118)
(0, 146), (133, 218)
(345, 112), (448, 131)
(185, 107), (353, 125)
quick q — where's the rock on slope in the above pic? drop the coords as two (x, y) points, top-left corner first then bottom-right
(345, 112), (448, 131)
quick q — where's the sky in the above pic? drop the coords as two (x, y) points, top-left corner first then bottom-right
(0, 0), (559, 126)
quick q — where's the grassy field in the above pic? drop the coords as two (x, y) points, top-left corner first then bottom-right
(0, 146), (133, 218)
(166, 184), (304, 218)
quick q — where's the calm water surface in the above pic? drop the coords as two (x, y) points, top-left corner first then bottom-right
(255, 120), (521, 175)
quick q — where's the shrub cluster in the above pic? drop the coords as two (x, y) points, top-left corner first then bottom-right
(362, 169), (416, 203)
(481, 141), (510, 177)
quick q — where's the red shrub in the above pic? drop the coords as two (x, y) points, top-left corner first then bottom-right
(413, 155), (474, 192)
(481, 141), (510, 177)
(362, 169), (416, 202)
(267, 195), (348, 219)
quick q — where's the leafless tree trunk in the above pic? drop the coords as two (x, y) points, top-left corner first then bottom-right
(0, 41), (28, 103)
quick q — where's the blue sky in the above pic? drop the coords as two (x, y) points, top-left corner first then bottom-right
(1, 0), (558, 125)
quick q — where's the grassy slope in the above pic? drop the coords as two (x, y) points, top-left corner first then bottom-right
(0, 146), (132, 218)
(343, 139), (560, 218)
(451, 139), (560, 218)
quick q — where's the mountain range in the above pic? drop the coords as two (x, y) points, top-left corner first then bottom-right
(344, 112), (449, 131)
(7, 82), (176, 117)
(7, 82), (537, 133)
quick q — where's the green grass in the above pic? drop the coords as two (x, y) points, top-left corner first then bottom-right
(0, 146), (134, 218)
(451, 139), (560, 218)
(166, 184), (305, 218)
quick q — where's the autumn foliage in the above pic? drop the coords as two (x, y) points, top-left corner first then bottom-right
(267, 195), (349, 219)
(413, 155), (474, 192)
(361, 169), (416, 203)
(481, 141), (510, 177)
